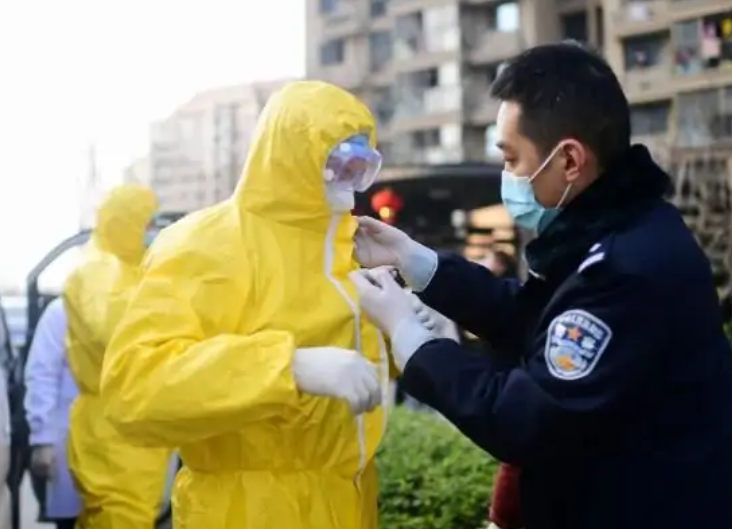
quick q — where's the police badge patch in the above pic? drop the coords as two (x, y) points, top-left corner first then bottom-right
(545, 309), (612, 381)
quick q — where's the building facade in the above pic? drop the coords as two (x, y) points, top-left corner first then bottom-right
(605, 0), (732, 154)
(306, 0), (732, 164)
(122, 156), (152, 186)
(148, 80), (291, 213)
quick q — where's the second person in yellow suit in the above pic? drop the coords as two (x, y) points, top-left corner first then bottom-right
(100, 81), (396, 529)
(63, 184), (172, 529)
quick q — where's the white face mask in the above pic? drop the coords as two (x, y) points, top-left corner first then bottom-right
(325, 185), (355, 213)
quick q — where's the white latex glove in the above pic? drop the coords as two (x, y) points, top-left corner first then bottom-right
(30, 445), (55, 481)
(355, 216), (438, 292)
(410, 294), (437, 331)
(292, 347), (382, 415)
(350, 269), (436, 371)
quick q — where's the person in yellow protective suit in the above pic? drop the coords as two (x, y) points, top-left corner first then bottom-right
(100, 81), (409, 529)
(63, 184), (172, 529)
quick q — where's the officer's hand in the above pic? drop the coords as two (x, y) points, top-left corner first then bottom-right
(351, 269), (437, 371)
(411, 294), (437, 331)
(292, 347), (382, 415)
(355, 216), (412, 269)
(30, 445), (56, 481)
(350, 268), (415, 336)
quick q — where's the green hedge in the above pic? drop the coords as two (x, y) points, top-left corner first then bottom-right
(377, 406), (499, 529)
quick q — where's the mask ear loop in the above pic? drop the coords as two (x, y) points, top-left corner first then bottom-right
(528, 143), (564, 183)
(556, 183), (573, 209)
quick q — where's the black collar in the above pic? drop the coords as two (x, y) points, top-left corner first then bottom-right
(525, 145), (672, 282)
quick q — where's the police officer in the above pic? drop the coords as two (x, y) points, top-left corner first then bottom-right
(350, 42), (732, 529)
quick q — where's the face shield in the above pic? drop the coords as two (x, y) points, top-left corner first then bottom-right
(324, 135), (382, 212)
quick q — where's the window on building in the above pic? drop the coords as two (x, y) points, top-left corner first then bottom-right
(372, 87), (395, 126)
(595, 7), (605, 50)
(623, 33), (669, 70)
(561, 11), (588, 42)
(672, 19), (703, 75)
(320, 39), (345, 65)
(423, 5), (460, 52)
(370, 0), (387, 18)
(495, 2), (520, 32)
(320, 0), (338, 14)
(369, 31), (392, 71)
(677, 89), (720, 146)
(485, 123), (501, 158)
(438, 62), (460, 86)
(440, 124), (462, 148)
(698, 12), (732, 70)
(413, 129), (441, 148)
(630, 101), (670, 136)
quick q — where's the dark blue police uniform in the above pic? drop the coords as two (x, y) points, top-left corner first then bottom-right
(400, 146), (732, 529)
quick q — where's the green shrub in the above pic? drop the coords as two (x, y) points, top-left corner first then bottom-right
(377, 406), (499, 529)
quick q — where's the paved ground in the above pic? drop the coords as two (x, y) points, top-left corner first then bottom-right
(19, 476), (45, 529)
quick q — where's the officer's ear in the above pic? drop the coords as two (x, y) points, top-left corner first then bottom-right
(560, 140), (587, 184)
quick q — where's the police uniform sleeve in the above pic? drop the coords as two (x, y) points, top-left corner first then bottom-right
(418, 253), (521, 348)
(399, 265), (665, 465)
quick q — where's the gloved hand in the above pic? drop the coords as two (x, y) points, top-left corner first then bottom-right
(350, 268), (436, 371)
(410, 294), (437, 331)
(30, 445), (56, 481)
(292, 347), (382, 415)
(355, 216), (438, 292)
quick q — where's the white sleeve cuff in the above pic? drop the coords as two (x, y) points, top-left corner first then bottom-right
(390, 316), (436, 371)
(399, 243), (438, 293)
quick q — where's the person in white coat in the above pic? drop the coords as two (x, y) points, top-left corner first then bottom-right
(0, 354), (11, 529)
(24, 298), (80, 529)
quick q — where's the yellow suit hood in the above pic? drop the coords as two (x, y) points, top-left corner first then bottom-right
(93, 184), (158, 264)
(236, 80), (377, 229)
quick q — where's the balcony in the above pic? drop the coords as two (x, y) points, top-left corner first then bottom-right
(390, 86), (464, 132)
(465, 88), (500, 125)
(466, 30), (523, 65)
(672, 64), (732, 94)
(392, 36), (461, 73)
(612, 1), (670, 38)
(321, 1), (369, 39)
(669, 0), (732, 20)
(389, 0), (457, 16)
(317, 63), (368, 89)
(623, 62), (675, 102)
(391, 145), (464, 165)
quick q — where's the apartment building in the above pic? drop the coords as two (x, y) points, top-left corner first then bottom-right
(122, 156), (152, 186)
(306, 0), (608, 169)
(148, 79), (291, 213)
(605, 0), (732, 153)
(306, 0), (732, 167)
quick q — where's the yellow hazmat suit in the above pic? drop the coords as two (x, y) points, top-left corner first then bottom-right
(101, 81), (391, 529)
(63, 185), (172, 529)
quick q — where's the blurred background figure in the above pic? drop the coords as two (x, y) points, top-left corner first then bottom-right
(0, 348), (11, 529)
(477, 250), (519, 279)
(23, 298), (80, 529)
(63, 185), (171, 529)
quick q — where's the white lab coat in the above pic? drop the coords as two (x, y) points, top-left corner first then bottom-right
(24, 298), (81, 519)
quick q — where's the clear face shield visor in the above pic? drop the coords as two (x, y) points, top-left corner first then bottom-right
(323, 136), (382, 194)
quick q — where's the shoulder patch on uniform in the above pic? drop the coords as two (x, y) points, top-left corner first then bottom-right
(545, 309), (612, 381)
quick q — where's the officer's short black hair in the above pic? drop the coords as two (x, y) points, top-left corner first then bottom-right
(490, 41), (631, 168)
